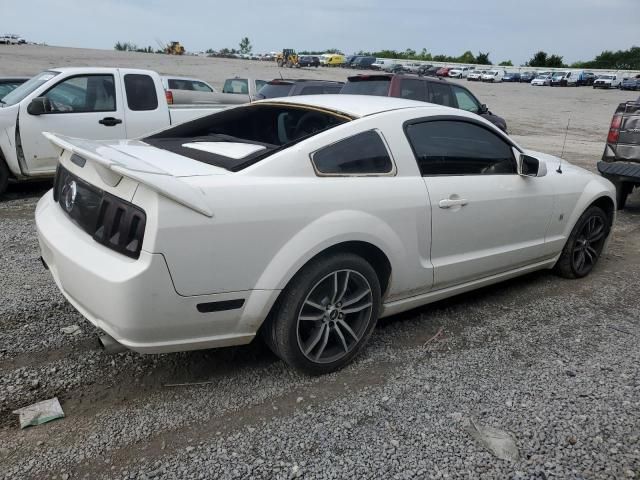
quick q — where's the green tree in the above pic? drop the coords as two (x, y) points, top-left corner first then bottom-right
(499, 60), (513, 66)
(546, 54), (565, 68)
(239, 37), (252, 54)
(476, 51), (491, 65)
(527, 51), (548, 67)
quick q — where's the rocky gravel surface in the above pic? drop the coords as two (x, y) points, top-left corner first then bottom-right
(0, 183), (638, 479)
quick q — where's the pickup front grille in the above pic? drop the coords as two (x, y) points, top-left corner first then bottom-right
(54, 165), (146, 259)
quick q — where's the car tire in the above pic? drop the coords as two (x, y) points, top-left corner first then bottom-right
(615, 182), (633, 210)
(263, 252), (381, 375)
(554, 206), (609, 279)
(0, 155), (10, 196)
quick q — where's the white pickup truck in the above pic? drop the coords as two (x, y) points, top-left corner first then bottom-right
(0, 67), (227, 194)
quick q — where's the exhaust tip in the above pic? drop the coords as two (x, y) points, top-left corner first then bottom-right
(99, 334), (128, 354)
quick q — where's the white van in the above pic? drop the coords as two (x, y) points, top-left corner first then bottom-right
(371, 59), (394, 71)
(481, 70), (506, 83)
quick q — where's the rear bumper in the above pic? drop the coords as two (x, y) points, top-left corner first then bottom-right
(36, 191), (280, 354)
(598, 160), (640, 183)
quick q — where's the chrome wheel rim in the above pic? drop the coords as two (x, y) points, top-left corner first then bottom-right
(297, 269), (373, 364)
(572, 215), (606, 276)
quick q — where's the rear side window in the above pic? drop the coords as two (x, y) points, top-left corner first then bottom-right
(124, 74), (158, 111)
(399, 79), (426, 101)
(311, 130), (393, 175)
(223, 78), (249, 94)
(340, 79), (391, 96)
(428, 83), (454, 107)
(405, 120), (516, 176)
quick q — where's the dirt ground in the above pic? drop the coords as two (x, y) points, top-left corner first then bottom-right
(0, 45), (639, 479)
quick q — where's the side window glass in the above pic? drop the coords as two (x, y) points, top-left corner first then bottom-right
(124, 74), (158, 111)
(300, 86), (324, 95)
(405, 120), (516, 176)
(428, 83), (454, 107)
(192, 81), (213, 92)
(451, 86), (480, 113)
(400, 79), (426, 101)
(44, 75), (115, 113)
(312, 130), (393, 175)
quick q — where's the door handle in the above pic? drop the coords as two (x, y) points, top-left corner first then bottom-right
(438, 198), (468, 209)
(99, 117), (123, 127)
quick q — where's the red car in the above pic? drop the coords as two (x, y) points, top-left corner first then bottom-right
(436, 66), (451, 77)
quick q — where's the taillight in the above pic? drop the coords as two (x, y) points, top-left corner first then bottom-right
(607, 115), (621, 143)
(165, 90), (173, 105)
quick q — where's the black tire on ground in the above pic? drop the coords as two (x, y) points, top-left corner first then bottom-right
(0, 156), (10, 196)
(615, 182), (633, 210)
(554, 205), (609, 279)
(262, 252), (381, 375)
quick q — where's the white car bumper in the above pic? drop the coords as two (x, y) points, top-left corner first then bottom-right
(36, 191), (279, 354)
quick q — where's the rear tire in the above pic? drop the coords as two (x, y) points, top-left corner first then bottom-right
(615, 182), (633, 210)
(0, 156), (10, 196)
(554, 206), (609, 279)
(262, 253), (381, 375)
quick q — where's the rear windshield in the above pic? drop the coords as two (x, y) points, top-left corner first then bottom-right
(144, 104), (350, 171)
(255, 83), (294, 99)
(341, 78), (391, 96)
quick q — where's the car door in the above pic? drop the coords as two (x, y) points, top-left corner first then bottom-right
(19, 73), (126, 174)
(404, 118), (555, 289)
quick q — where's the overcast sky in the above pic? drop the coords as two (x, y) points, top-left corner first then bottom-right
(2, 0), (638, 65)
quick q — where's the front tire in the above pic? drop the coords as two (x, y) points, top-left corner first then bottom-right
(263, 253), (381, 375)
(554, 206), (609, 279)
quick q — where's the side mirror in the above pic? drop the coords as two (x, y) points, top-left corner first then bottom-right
(27, 97), (51, 116)
(479, 104), (489, 114)
(519, 154), (547, 177)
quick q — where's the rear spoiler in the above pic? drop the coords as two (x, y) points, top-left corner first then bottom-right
(43, 132), (213, 217)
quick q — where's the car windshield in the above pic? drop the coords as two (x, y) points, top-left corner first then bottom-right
(255, 83), (294, 99)
(341, 78), (391, 96)
(554, 72), (567, 77)
(143, 103), (351, 171)
(1, 71), (59, 106)
(600, 75), (614, 79)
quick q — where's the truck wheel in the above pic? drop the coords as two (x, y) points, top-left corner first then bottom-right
(554, 206), (609, 279)
(263, 253), (381, 375)
(616, 182), (633, 210)
(0, 157), (10, 196)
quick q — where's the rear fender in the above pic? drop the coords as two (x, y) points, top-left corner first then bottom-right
(254, 210), (413, 297)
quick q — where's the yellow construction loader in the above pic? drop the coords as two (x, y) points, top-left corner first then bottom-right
(276, 49), (299, 68)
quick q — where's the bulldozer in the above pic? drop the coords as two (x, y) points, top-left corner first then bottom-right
(276, 49), (299, 68)
(165, 41), (185, 55)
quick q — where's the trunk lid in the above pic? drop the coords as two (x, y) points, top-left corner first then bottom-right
(44, 133), (222, 216)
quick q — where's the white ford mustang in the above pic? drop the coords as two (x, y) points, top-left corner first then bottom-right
(36, 95), (615, 374)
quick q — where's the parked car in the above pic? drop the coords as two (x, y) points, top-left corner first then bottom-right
(340, 74), (507, 131)
(436, 67), (452, 77)
(0, 68), (225, 194)
(448, 67), (474, 78)
(384, 64), (406, 73)
(599, 98), (640, 208)
(531, 74), (552, 86)
(519, 71), (537, 83)
(550, 71), (576, 87)
(161, 76), (247, 105)
(593, 74), (622, 89)
(417, 65), (438, 77)
(255, 79), (344, 99)
(620, 75), (640, 91)
(502, 72), (521, 82)
(402, 63), (422, 74)
(36, 95), (616, 374)
(481, 70), (506, 83)
(299, 56), (320, 68)
(371, 59), (394, 71)
(352, 56), (377, 70)
(578, 72), (596, 86)
(467, 70), (486, 81)
(0, 77), (29, 99)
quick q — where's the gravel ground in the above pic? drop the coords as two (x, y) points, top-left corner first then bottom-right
(1, 46), (640, 479)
